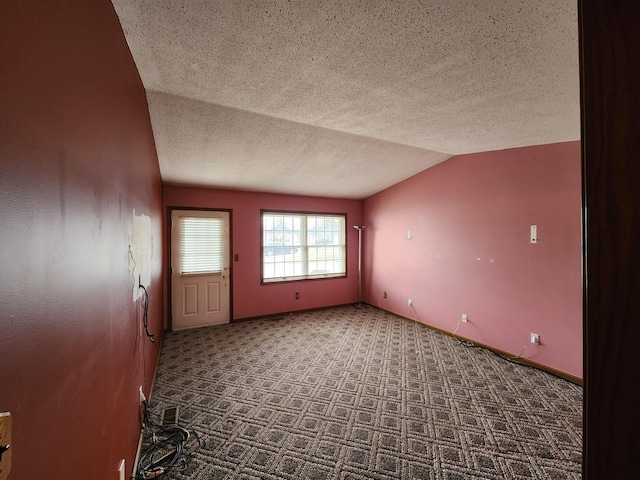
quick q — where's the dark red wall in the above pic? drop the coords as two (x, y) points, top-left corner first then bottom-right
(0, 1), (163, 479)
(163, 186), (363, 324)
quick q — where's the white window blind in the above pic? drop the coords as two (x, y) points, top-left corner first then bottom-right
(262, 212), (346, 282)
(180, 216), (223, 274)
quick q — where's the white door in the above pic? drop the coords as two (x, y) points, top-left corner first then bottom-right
(171, 210), (230, 330)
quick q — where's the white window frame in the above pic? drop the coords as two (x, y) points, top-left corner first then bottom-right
(261, 211), (347, 283)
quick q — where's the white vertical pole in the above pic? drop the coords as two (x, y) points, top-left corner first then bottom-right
(353, 226), (365, 308)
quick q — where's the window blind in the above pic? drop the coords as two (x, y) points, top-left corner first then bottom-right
(180, 216), (223, 274)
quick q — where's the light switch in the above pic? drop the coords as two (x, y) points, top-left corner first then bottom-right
(530, 225), (537, 243)
(0, 412), (12, 480)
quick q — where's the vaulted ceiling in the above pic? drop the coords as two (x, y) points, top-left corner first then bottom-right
(111, 0), (579, 199)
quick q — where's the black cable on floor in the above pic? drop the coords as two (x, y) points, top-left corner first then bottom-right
(135, 402), (202, 480)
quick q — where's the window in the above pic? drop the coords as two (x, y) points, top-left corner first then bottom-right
(179, 216), (224, 274)
(262, 211), (346, 283)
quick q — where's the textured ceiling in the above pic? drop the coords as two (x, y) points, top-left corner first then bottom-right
(111, 0), (579, 199)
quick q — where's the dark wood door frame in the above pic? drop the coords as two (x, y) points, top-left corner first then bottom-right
(579, 1), (640, 477)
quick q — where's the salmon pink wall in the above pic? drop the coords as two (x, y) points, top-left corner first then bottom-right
(363, 142), (582, 379)
(163, 186), (363, 323)
(0, 1), (163, 479)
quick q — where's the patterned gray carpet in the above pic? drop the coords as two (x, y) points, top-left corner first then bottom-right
(147, 306), (582, 479)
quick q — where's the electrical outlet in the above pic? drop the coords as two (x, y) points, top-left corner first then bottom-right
(408, 299), (412, 307)
(295, 292), (300, 299)
(461, 314), (468, 323)
(0, 412), (12, 479)
(530, 333), (540, 345)
(139, 386), (146, 404)
(383, 291), (387, 298)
